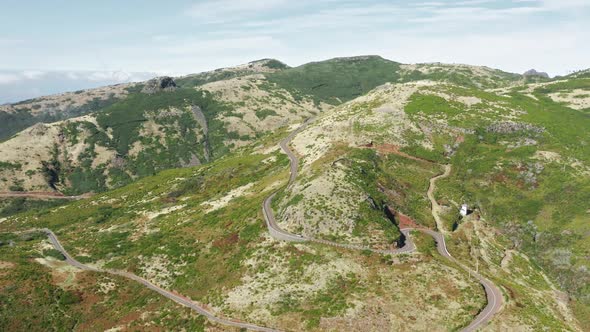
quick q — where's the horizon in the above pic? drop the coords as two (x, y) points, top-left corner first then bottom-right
(1, 0), (589, 103)
(1, 54), (581, 105)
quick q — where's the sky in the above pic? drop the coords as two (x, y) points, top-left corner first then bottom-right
(1, 0), (589, 103)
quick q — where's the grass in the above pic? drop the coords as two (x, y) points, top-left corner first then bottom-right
(405, 94), (465, 117)
(424, 90), (590, 326)
(0, 94), (120, 141)
(266, 56), (402, 105)
(0, 198), (67, 218)
(33, 87), (241, 195)
(0, 232), (209, 331)
(255, 108), (278, 120)
(399, 65), (521, 89)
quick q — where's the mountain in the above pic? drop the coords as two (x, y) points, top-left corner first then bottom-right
(0, 60), (321, 194)
(0, 56), (589, 331)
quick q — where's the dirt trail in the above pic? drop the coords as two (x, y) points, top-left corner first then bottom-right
(0, 192), (90, 200)
(427, 164), (452, 234)
(426, 164), (503, 332)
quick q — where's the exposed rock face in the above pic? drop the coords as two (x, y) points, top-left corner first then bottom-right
(486, 121), (544, 135)
(141, 76), (178, 94)
(523, 69), (550, 79)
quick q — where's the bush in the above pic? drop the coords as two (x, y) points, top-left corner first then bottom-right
(43, 249), (66, 261)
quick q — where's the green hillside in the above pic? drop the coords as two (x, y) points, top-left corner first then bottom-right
(0, 58), (588, 331)
(267, 56), (402, 104)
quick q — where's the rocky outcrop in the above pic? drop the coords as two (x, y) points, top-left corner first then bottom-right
(486, 121), (544, 135)
(523, 69), (550, 79)
(141, 76), (178, 94)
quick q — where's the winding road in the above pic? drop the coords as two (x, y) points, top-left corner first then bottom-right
(262, 118), (503, 331)
(38, 228), (280, 332)
(13, 119), (502, 331)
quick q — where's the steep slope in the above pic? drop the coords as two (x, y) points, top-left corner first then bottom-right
(0, 83), (132, 141)
(1, 57), (588, 330)
(1, 137), (487, 331)
(277, 81), (586, 330)
(0, 89), (219, 194)
(265, 56), (523, 106)
(266, 56), (403, 105)
(1, 57), (525, 196)
(0, 59), (289, 142)
(0, 78), (320, 195)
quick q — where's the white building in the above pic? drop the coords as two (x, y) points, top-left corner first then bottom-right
(460, 204), (469, 217)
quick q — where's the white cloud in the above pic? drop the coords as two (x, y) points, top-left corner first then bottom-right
(0, 73), (21, 85)
(186, 0), (289, 23)
(162, 36), (282, 55)
(1, 0), (588, 81)
(539, 0), (590, 9)
(21, 70), (46, 80)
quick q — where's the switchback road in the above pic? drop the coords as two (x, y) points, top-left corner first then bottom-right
(262, 119), (503, 331)
(10, 119), (501, 331)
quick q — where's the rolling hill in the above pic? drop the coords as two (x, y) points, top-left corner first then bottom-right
(0, 56), (589, 331)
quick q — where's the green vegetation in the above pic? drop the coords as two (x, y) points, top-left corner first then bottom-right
(267, 56), (402, 104)
(405, 94), (464, 117)
(1, 58), (588, 330)
(344, 148), (401, 244)
(255, 108), (278, 120)
(417, 87), (590, 326)
(0, 162), (22, 171)
(0, 95), (120, 141)
(23, 88), (243, 195)
(42, 248), (65, 260)
(262, 59), (289, 70)
(0, 198), (67, 218)
(0, 233), (209, 331)
(400, 65), (522, 89)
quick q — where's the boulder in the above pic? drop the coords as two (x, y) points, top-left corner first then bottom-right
(523, 69), (549, 79)
(141, 76), (178, 94)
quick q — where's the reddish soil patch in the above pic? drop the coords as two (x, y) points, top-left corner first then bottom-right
(492, 173), (509, 184)
(386, 206), (426, 230)
(398, 213), (427, 230)
(212, 232), (239, 248)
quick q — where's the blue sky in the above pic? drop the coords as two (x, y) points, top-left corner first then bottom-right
(1, 0), (589, 103)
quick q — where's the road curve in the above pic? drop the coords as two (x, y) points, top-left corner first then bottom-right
(39, 228), (280, 332)
(263, 119), (503, 331)
(12, 120), (501, 331)
(425, 170), (503, 331)
(262, 118), (414, 254)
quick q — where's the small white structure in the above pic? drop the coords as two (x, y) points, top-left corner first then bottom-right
(460, 204), (469, 217)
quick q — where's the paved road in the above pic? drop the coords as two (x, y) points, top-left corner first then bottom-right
(12, 119), (501, 331)
(425, 167), (503, 331)
(39, 228), (280, 332)
(262, 119), (503, 331)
